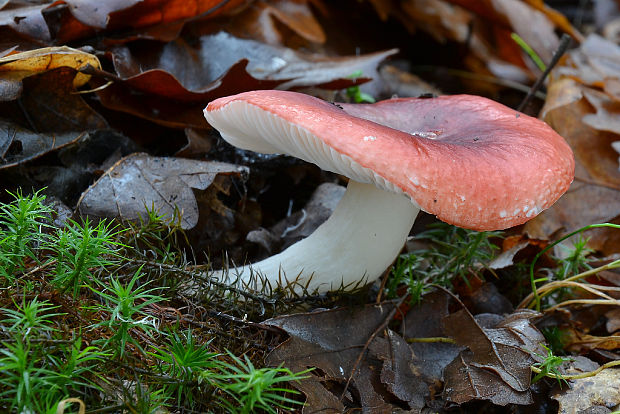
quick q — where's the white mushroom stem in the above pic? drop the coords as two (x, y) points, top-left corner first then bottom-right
(214, 180), (420, 294)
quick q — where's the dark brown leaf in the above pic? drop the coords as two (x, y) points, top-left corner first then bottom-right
(0, 120), (85, 170)
(200, 0), (326, 46)
(525, 36), (620, 253)
(442, 308), (545, 405)
(76, 152), (248, 229)
(97, 33), (394, 128)
(264, 302), (399, 413)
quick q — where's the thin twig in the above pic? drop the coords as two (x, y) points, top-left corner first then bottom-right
(517, 34), (572, 112)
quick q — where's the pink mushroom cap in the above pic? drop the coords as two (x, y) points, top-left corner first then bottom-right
(205, 90), (574, 230)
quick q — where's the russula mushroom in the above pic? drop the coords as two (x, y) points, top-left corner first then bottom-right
(204, 90), (574, 293)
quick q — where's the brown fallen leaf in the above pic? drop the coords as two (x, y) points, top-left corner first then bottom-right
(96, 32), (394, 128)
(264, 301), (401, 413)
(110, 32), (395, 94)
(198, 0), (326, 47)
(442, 308), (545, 405)
(0, 46), (100, 90)
(525, 35), (620, 255)
(0, 0), (247, 44)
(76, 152), (248, 229)
(0, 120), (85, 170)
(16, 67), (108, 133)
(362, 0), (572, 86)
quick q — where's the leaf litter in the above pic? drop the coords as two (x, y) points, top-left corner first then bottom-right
(1, 0), (619, 413)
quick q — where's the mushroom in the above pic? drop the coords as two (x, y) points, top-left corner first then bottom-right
(204, 90), (574, 294)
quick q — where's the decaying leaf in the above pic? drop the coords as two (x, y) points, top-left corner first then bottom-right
(525, 34), (620, 255)
(0, 0), (247, 44)
(0, 120), (85, 170)
(0, 46), (100, 89)
(96, 32), (394, 128)
(442, 308), (545, 405)
(265, 301), (400, 413)
(76, 153), (248, 229)
(16, 67), (108, 133)
(362, 0), (573, 84)
(201, 0), (326, 46)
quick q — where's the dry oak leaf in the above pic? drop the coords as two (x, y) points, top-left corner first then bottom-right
(442, 308), (545, 405)
(77, 152), (248, 229)
(0, 0), (247, 44)
(0, 46), (100, 101)
(525, 37), (620, 254)
(265, 302), (400, 413)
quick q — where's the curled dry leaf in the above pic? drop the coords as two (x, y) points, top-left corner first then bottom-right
(363, 0), (571, 83)
(525, 34), (620, 254)
(0, 0), (246, 44)
(442, 308), (545, 405)
(265, 302), (402, 413)
(98, 32), (395, 128)
(0, 46), (100, 88)
(76, 153), (248, 229)
(0, 120), (85, 170)
(201, 0), (326, 46)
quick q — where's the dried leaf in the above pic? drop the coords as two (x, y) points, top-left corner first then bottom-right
(98, 32), (394, 127)
(16, 67), (108, 133)
(442, 308), (545, 405)
(0, 120), (85, 170)
(525, 41), (620, 253)
(76, 153), (248, 229)
(0, 0), (247, 44)
(446, 0), (561, 64)
(265, 302), (399, 413)
(205, 0), (326, 46)
(0, 46), (100, 89)
(111, 32), (395, 92)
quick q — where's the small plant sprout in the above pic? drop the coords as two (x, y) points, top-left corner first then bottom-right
(390, 223), (501, 294)
(150, 329), (220, 406)
(52, 218), (123, 297)
(0, 189), (52, 284)
(525, 223), (620, 311)
(511, 33), (547, 72)
(206, 351), (311, 414)
(554, 234), (594, 280)
(531, 344), (573, 388)
(2, 296), (62, 335)
(90, 266), (163, 358)
(346, 70), (376, 103)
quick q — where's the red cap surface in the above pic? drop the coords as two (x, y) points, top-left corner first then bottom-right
(205, 90), (574, 230)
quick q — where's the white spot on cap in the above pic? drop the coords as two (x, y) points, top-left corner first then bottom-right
(526, 206), (541, 217)
(410, 131), (438, 139)
(459, 195), (466, 201)
(523, 205), (529, 212)
(499, 210), (507, 218)
(363, 135), (377, 142)
(513, 207), (520, 216)
(409, 176), (420, 186)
